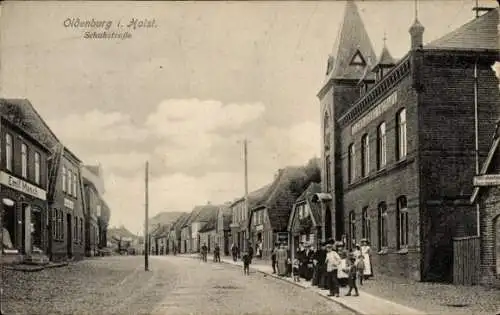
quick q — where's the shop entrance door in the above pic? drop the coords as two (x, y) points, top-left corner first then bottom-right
(31, 207), (43, 251)
(2, 203), (16, 250)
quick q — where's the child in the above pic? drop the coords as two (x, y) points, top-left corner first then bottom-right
(242, 252), (251, 275)
(344, 256), (359, 296)
(356, 254), (365, 286)
(292, 258), (301, 282)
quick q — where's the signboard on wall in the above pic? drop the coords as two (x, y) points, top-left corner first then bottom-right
(0, 171), (47, 200)
(276, 232), (288, 245)
(473, 174), (500, 186)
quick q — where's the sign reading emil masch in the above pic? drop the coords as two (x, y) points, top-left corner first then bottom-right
(0, 171), (47, 200)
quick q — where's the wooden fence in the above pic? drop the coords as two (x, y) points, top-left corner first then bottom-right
(453, 236), (480, 285)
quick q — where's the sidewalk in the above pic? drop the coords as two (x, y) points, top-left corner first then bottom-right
(181, 253), (426, 315)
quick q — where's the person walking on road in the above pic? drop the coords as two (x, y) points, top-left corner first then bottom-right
(214, 244), (221, 262)
(271, 243), (278, 274)
(201, 243), (208, 262)
(242, 251), (251, 276)
(231, 243), (238, 262)
(325, 243), (341, 297)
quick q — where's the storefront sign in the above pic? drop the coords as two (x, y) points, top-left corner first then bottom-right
(351, 91), (398, 135)
(64, 198), (74, 210)
(473, 174), (500, 186)
(276, 232), (289, 245)
(255, 224), (263, 231)
(0, 172), (46, 201)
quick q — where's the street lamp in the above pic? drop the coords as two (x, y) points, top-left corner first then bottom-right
(1, 197), (15, 315)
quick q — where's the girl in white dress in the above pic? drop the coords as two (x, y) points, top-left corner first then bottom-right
(360, 239), (373, 279)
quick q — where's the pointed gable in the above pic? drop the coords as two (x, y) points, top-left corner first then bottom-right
(325, 0), (377, 82)
(425, 8), (498, 51)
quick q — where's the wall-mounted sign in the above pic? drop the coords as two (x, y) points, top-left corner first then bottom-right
(351, 91), (398, 135)
(64, 198), (74, 210)
(473, 174), (500, 186)
(0, 171), (46, 201)
(256, 224), (264, 231)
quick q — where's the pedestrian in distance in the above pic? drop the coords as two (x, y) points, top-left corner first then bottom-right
(242, 251), (251, 276)
(201, 243), (208, 262)
(292, 258), (301, 282)
(214, 244), (221, 262)
(231, 243), (238, 262)
(344, 255), (359, 296)
(271, 243), (278, 274)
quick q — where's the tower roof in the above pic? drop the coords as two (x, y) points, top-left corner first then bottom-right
(325, 0), (377, 82)
(372, 45), (396, 71)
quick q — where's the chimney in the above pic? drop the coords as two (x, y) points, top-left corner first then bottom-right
(409, 19), (424, 50)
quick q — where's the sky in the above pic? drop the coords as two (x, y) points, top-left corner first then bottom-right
(0, 0), (497, 235)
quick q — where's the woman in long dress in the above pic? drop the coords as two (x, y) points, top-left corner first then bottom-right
(360, 239), (373, 279)
(276, 244), (288, 276)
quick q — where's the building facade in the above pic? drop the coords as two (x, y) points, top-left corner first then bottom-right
(0, 115), (50, 258)
(318, 2), (499, 282)
(216, 205), (232, 256)
(288, 182), (322, 261)
(82, 165), (105, 257)
(49, 147), (86, 260)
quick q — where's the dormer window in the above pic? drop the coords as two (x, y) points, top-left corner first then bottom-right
(349, 50), (366, 66)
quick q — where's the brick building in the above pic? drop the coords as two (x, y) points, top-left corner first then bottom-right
(0, 102), (50, 260)
(318, 2), (499, 282)
(82, 164), (105, 257)
(49, 147), (86, 261)
(471, 124), (500, 287)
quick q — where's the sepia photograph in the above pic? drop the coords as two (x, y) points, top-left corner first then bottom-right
(0, 0), (499, 314)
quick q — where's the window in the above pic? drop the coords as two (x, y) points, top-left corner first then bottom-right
(21, 143), (28, 178)
(378, 202), (388, 249)
(74, 216), (78, 242)
(60, 210), (64, 240)
(73, 173), (78, 197)
(377, 122), (387, 169)
(348, 143), (355, 183)
(325, 154), (332, 192)
(80, 218), (83, 243)
(52, 209), (57, 239)
(5, 133), (12, 171)
(396, 109), (407, 160)
(68, 170), (73, 196)
(324, 112), (330, 150)
(349, 211), (356, 249)
(397, 196), (409, 248)
(362, 207), (370, 242)
(361, 134), (370, 177)
(62, 166), (67, 192)
(34, 152), (41, 185)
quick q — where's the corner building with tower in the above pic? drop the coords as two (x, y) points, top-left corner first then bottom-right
(317, 1), (499, 283)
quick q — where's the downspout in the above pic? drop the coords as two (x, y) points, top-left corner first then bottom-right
(474, 54), (480, 238)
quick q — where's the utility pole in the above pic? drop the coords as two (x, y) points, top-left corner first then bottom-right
(144, 161), (149, 271)
(243, 139), (249, 251)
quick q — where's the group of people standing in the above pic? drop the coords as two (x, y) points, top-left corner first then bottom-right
(199, 242), (221, 263)
(271, 238), (373, 297)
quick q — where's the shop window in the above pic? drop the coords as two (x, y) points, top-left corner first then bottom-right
(348, 143), (356, 183)
(5, 133), (13, 171)
(378, 202), (388, 249)
(396, 108), (407, 161)
(34, 152), (41, 185)
(52, 209), (57, 240)
(397, 196), (409, 249)
(21, 143), (28, 178)
(377, 122), (387, 169)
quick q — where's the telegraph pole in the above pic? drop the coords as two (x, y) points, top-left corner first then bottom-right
(144, 161), (149, 271)
(243, 139), (249, 250)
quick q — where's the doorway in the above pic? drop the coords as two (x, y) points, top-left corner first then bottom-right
(67, 213), (73, 258)
(2, 203), (16, 250)
(31, 207), (43, 251)
(325, 203), (332, 240)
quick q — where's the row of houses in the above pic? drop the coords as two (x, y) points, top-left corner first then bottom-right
(150, 159), (322, 260)
(151, 3), (499, 288)
(0, 98), (111, 263)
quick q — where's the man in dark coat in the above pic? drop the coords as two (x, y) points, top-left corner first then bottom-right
(297, 242), (306, 278)
(304, 244), (315, 281)
(317, 241), (328, 289)
(248, 242), (254, 263)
